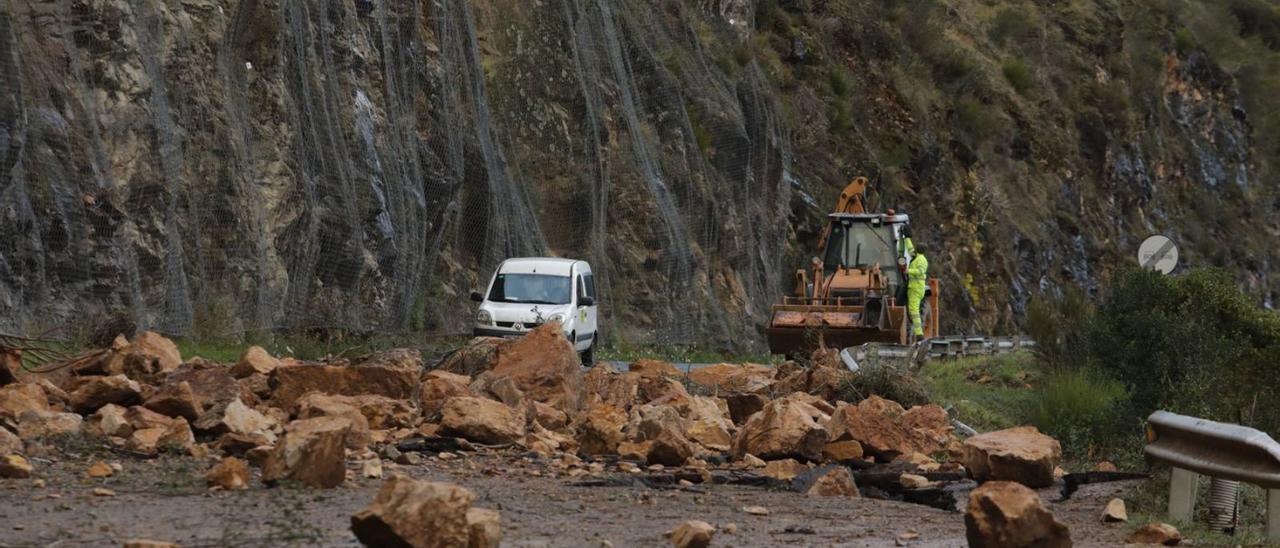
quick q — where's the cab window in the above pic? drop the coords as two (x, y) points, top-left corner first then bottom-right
(584, 274), (597, 300)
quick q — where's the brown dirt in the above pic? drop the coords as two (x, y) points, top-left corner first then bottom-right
(0, 446), (1139, 547)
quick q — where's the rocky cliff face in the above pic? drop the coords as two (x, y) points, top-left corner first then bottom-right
(1, 0), (1275, 348)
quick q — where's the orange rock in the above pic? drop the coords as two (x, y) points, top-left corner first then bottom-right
(439, 397), (524, 445)
(143, 381), (203, 421)
(961, 427), (1062, 488)
(262, 416), (351, 488)
(67, 375), (143, 414)
(965, 481), (1070, 547)
(761, 458), (809, 481)
(803, 466), (860, 497)
(206, 457), (251, 490)
(0, 383), (50, 422)
(731, 394), (828, 462)
(822, 440), (864, 462)
(269, 363), (417, 409)
(687, 363), (774, 394)
(630, 359), (682, 378)
(86, 461), (113, 478)
(487, 322), (583, 412)
(350, 475), (487, 547)
(574, 404), (627, 456)
(230, 346), (280, 378)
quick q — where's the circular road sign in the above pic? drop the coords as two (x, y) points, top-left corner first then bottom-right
(1138, 235), (1178, 274)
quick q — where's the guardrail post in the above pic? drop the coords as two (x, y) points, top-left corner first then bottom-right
(1268, 489), (1280, 540)
(1169, 467), (1198, 521)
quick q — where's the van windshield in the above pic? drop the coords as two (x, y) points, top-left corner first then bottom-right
(487, 274), (572, 305)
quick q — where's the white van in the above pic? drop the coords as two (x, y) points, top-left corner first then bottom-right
(471, 258), (599, 364)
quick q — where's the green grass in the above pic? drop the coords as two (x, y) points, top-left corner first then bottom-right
(921, 353), (1039, 433)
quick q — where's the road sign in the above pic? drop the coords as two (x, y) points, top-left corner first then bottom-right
(1139, 235), (1178, 274)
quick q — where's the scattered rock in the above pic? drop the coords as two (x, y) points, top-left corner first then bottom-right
(295, 393), (372, 450)
(529, 401), (569, 431)
(198, 399), (278, 444)
(0, 426), (21, 455)
(722, 523), (737, 535)
(418, 374), (474, 420)
(363, 459), (383, 479)
(123, 540), (179, 548)
(1103, 497), (1127, 522)
(86, 461), (113, 478)
(440, 396), (524, 445)
(16, 410), (83, 439)
(350, 475), (483, 547)
(230, 346), (280, 378)
(206, 457), (251, 490)
(0, 383), (49, 421)
(823, 440), (864, 462)
(215, 431), (273, 456)
(740, 453), (766, 468)
(965, 481), (1070, 548)
(0, 454), (33, 478)
(899, 473), (932, 489)
(725, 393), (767, 425)
(466, 507), (503, 548)
(741, 505), (770, 516)
(800, 465), (861, 497)
(92, 487), (116, 497)
(262, 416), (351, 488)
(961, 426), (1062, 488)
(1126, 522), (1180, 545)
(575, 404), (628, 455)
(126, 332), (183, 374)
(143, 381), (203, 421)
(731, 395), (828, 462)
(126, 417), (196, 455)
(665, 520), (715, 548)
(762, 458), (809, 481)
(1094, 461), (1118, 472)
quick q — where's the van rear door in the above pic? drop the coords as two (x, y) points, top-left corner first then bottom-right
(575, 271), (598, 349)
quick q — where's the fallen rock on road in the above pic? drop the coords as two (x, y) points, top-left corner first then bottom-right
(965, 481), (1071, 548)
(351, 475), (500, 548)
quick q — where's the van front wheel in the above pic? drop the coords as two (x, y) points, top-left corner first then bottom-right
(580, 336), (595, 367)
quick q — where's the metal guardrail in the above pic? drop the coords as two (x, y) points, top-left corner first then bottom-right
(1144, 411), (1280, 539)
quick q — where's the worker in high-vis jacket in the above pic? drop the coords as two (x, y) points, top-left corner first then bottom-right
(907, 243), (929, 340)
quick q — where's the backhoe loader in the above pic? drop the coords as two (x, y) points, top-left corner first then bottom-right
(766, 177), (939, 356)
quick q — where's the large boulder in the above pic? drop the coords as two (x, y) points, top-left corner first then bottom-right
(0, 454), (33, 478)
(725, 393), (767, 425)
(962, 426), (1062, 488)
(630, 359), (681, 378)
(731, 394), (828, 462)
(825, 396), (944, 462)
(269, 363), (417, 409)
(900, 404), (954, 449)
(676, 396), (734, 452)
(351, 475), (494, 548)
(439, 397), (524, 445)
(0, 383), (49, 421)
(574, 404), (627, 456)
(1126, 522), (1181, 545)
(262, 416), (351, 488)
(965, 481), (1071, 547)
(486, 322), (583, 412)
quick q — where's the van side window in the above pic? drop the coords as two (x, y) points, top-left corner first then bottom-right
(584, 274), (596, 300)
(577, 276), (587, 301)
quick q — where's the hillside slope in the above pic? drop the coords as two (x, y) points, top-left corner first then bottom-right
(0, 0), (1276, 347)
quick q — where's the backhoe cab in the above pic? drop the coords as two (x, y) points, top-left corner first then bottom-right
(766, 177), (939, 356)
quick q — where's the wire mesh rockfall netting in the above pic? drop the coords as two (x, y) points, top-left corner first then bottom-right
(0, 0), (792, 348)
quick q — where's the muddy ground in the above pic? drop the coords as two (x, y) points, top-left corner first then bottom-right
(0, 447), (1137, 547)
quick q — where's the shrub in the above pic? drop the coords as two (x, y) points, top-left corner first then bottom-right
(928, 47), (977, 86)
(1174, 27), (1196, 55)
(955, 99), (1000, 143)
(1029, 368), (1127, 459)
(838, 364), (931, 408)
(989, 6), (1037, 46)
(1002, 58), (1033, 94)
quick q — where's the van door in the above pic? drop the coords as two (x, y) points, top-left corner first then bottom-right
(576, 273), (598, 349)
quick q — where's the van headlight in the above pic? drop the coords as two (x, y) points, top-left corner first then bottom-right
(476, 310), (492, 325)
(547, 313), (565, 324)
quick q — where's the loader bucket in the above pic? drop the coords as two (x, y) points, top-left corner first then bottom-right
(764, 303), (905, 356)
